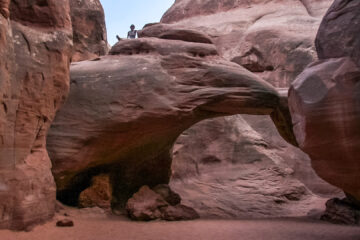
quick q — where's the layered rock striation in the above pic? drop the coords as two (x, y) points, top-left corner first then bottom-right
(289, 0), (360, 202)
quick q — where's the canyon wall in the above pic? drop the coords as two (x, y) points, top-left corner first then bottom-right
(0, 0), (72, 230)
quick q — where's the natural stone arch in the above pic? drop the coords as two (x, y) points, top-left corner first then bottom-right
(47, 37), (297, 210)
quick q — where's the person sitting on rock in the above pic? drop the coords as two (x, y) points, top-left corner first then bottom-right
(127, 24), (137, 39)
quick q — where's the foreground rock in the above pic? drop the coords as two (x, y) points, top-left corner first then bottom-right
(70, 0), (109, 62)
(289, 0), (360, 202)
(315, 0), (360, 66)
(321, 198), (360, 225)
(0, 0), (72, 230)
(47, 35), (294, 210)
(79, 174), (112, 209)
(126, 185), (199, 221)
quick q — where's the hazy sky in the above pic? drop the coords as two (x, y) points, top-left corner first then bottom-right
(100, 0), (175, 45)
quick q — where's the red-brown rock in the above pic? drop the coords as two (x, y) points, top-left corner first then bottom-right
(138, 23), (213, 44)
(126, 186), (168, 221)
(0, 0), (72, 230)
(70, 0), (109, 62)
(161, 0), (332, 87)
(47, 36), (294, 210)
(316, 0), (360, 67)
(289, 57), (360, 200)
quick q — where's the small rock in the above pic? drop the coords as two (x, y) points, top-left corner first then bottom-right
(152, 184), (181, 206)
(162, 204), (200, 221)
(126, 186), (168, 221)
(321, 198), (360, 225)
(56, 219), (74, 227)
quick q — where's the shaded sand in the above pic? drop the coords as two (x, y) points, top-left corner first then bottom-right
(1, 208), (360, 240)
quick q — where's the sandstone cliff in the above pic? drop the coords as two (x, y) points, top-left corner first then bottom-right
(0, 0), (72, 230)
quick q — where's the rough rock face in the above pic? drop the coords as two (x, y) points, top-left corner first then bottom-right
(321, 198), (360, 225)
(79, 174), (112, 209)
(153, 0), (338, 218)
(170, 115), (336, 218)
(161, 0), (333, 87)
(47, 35), (294, 210)
(315, 0), (360, 66)
(126, 185), (199, 221)
(0, 0), (72, 230)
(289, 0), (360, 202)
(70, 0), (109, 62)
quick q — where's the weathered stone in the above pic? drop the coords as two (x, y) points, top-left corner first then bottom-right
(0, 0), (9, 18)
(70, 0), (109, 62)
(79, 174), (112, 209)
(0, 0), (72, 230)
(138, 23), (213, 44)
(289, 57), (360, 201)
(56, 219), (74, 227)
(161, 0), (332, 87)
(47, 36), (293, 210)
(321, 198), (360, 225)
(162, 204), (200, 221)
(316, 0), (360, 67)
(153, 184), (181, 206)
(126, 186), (168, 221)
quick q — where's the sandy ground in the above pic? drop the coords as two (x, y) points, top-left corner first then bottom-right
(1, 207), (360, 240)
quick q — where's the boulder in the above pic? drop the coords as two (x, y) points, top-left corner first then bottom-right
(289, 57), (360, 200)
(321, 198), (360, 225)
(47, 36), (294, 209)
(153, 184), (181, 206)
(126, 185), (199, 221)
(70, 0), (109, 62)
(79, 174), (112, 209)
(316, 0), (360, 67)
(126, 186), (168, 221)
(0, 0), (72, 230)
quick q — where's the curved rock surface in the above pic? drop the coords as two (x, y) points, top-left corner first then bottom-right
(315, 0), (360, 67)
(289, 57), (360, 200)
(289, 0), (360, 202)
(47, 36), (293, 210)
(70, 0), (109, 62)
(161, 0), (332, 87)
(0, 0), (72, 230)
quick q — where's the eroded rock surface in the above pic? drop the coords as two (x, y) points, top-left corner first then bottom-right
(126, 185), (199, 221)
(47, 35), (293, 210)
(154, 0), (338, 219)
(0, 0), (72, 230)
(161, 0), (332, 87)
(289, 0), (360, 203)
(70, 0), (109, 62)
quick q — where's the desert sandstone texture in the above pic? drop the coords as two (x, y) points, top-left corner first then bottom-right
(1, 0), (360, 237)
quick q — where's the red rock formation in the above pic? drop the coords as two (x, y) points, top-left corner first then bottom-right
(0, 0), (72, 230)
(315, 0), (360, 67)
(161, 0), (332, 87)
(70, 0), (109, 62)
(289, 0), (360, 202)
(47, 35), (294, 210)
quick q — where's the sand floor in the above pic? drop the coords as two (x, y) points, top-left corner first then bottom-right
(2, 208), (360, 240)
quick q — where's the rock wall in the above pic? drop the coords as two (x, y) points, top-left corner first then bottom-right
(70, 0), (109, 62)
(0, 0), (72, 230)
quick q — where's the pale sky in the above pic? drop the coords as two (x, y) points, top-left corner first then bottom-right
(100, 0), (175, 45)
